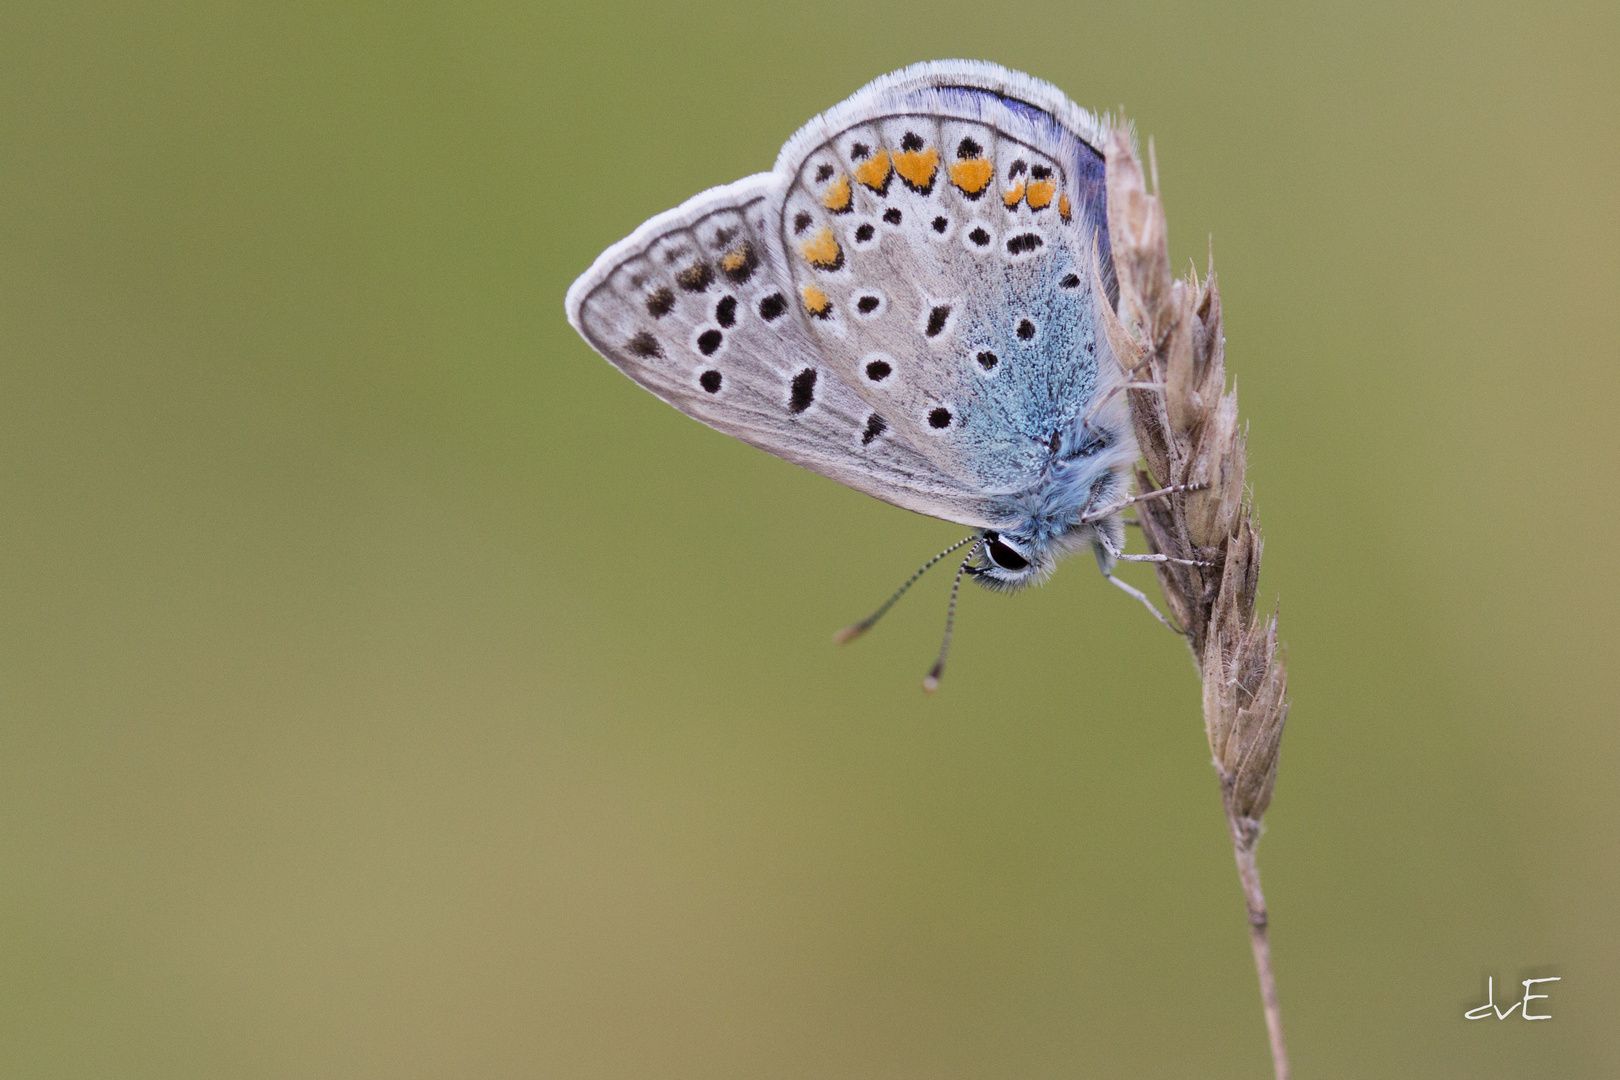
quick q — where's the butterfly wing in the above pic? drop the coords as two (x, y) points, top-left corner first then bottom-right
(770, 61), (1124, 496)
(566, 176), (1014, 528)
(566, 61), (1123, 529)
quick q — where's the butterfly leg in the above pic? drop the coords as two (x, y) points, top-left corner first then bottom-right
(1091, 531), (1182, 633)
(1104, 567), (1180, 632)
(1094, 524), (1208, 567)
(1078, 481), (1206, 525)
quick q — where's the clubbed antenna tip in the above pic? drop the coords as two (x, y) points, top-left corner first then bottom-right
(919, 538), (984, 694)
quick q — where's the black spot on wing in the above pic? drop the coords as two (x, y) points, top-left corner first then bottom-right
(976, 350), (998, 370)
(675, 261), (713, 292)
(1060, 273), (1081, 288)
(793, 212), (812, 234)
(926, 305), (950, 337)
(1017, 319), (1036, 340)
(758, 293), (786, 321)
(882, 208), (902, 225)
(1006, 233), (1043, 255)
(928, 407), (952, 429)
(957, 137), (982, 159)
(861, 414), (886, 445)
(697, 329), (722, 356)
(968, 227), (990, 247)
(856, 295), (880, 314)
(699, 369), (722, 393)
(646, 288), (675, 318)
(864, 359), (891, 381)
(627, 332), (662, 359)
(854, 223), (875, 242)
(715, 295), (736, 327)
(789, 368), (818, 414)
(932, 216), (949, 234)
(901, 132), (924, 152)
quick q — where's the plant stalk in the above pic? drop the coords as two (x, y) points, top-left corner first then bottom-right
(1098, 125), (1293, 1079)
(1232, 825), (1288, 1079)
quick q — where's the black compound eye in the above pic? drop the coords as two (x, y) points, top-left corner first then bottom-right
(987, 539), (1029, 571)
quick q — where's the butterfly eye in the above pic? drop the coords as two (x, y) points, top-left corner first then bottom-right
(987, 538), (1029, 571)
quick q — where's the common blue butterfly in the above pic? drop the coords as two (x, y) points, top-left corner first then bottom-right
(566, 61), (1180, 688)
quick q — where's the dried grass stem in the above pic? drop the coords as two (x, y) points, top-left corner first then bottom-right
(1100, 130), (1292, 1080)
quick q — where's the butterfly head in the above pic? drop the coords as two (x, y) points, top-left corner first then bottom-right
(966, 530), (1044, 589)
(968, 418), (1137, 591)
(967, 520), (1119, 591)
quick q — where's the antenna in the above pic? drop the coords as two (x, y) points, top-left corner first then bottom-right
(835, 533), (980, 645)
(922, 538), (987, 693)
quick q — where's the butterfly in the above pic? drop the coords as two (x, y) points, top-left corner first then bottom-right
(566, 61), (1185, 689)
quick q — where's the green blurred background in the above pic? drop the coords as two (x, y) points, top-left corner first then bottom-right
(2, 1), (1616, 1076)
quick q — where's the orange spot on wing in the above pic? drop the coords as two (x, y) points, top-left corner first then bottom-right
(801, 284), (830, 315)
(854, 150), (891, 191)
(893, 147), (939, 190)
(720, 246), (749, 273)
(1025, 179), (1055, 209)
(949, 157), (992, 195)
(798, 226), (842, 269)
(821, 173), (851, 212)
(1003, 181), (1026, 208)
(1058, 193), (1072, 222)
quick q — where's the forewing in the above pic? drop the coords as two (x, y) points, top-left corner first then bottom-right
(565, 176), (1011, 528)
(772, 62), (1122, 496)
